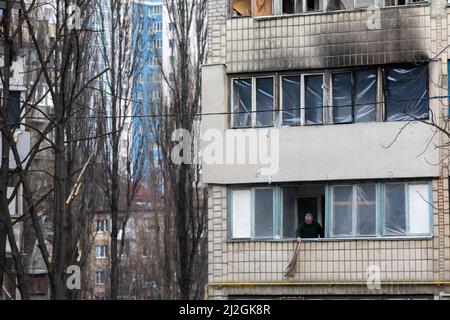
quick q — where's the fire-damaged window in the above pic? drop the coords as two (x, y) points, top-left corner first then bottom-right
(231, 76), (274, 128)
(281, 74), (324, 126)
(281, 76), (301, 126)
(232, 78), (252, 128)
(230, 188), (274, 239)
(332, 69), (377, 124)
(384, 65), (429, 121)
(384, 182), (431, 236)
(232, 0), (252, 17)
(282, 0), (303, 14)
(305, 74), (324, 125)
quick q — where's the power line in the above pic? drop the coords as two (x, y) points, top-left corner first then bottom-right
(12, 95), (449, 122)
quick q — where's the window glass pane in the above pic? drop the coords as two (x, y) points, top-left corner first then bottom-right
(7, 91), (21, 128)
(232, 0), (252, 16)
(254, 188), (274, 237)
(231, 190), (252, 238)
(332, 186), (353, 236)
(384, 183), (407, 235)
(283, 188), (297, 238)
(256, 78), (274, 127)
(305, 75), (324, 125)
(356, 184), (377, 236)
(408, 184), (431, 234)
(306, 0), (324, 11)
(232, 79), (252, 128)
(385, 65), (429, 121)
(282, 76), (301, 126)
(355, 69), (377, 123)
(332, 72), (353, 124)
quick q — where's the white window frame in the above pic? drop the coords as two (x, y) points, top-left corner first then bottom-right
(96, 245), (108, 259)
(229, 187), (276, 240)
(302, 73), (326, 126)
(231, 76), (275, 128)
(382, 181), (432, 237)
(95, 271), (106, 285)
(330, 184), (378, 238)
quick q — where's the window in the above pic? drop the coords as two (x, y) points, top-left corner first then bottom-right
(255, 77), (275, 127)
(232, 0), (252, 17)
(95, 271), (106, 285)
(231, 77), (274, 128)
(281, 76), (301, 126)
(384, 65), (429, 121)
(304, 74), (324, 125)
(230, 188), (274, 239)
(3, 91), (21, 128)
(384, 182), (431, 236)
(331, 184), (377, 237)
(96, 219), (109, 233)
(332, 69), (377, 124)
(282, 0), (303, 14)
(96, 245), (108, 259)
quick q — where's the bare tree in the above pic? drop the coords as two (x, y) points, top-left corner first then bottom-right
(93, 0), (146, 300)
(150, 0), (208, 300)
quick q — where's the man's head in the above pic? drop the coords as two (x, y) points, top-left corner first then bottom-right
(304, 213), (314, 225)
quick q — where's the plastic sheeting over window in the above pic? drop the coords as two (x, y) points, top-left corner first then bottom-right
(332, 73), (353, 123)
(408, 184), (431, 235)
(332, 184), (377, 237)
(232, 79), (252, 128)
(305, 74), (324, 125)
(385, 65), (429, 121)
(254, 188), (274, 237)
(256, 78), (274, 127)
(281, 76), (301, 126)
(384, 183), (407, 236)
(355, 184), (377, 236)
(332, 70), (377, 124)
(355, 70), (377, 122)
(332, 186), (353, 236)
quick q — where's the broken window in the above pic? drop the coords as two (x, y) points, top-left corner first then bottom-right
(232, 0), (252, 17)
(305, 74), (324, 125)
(327, 0), (354, 11)
(332, 69), (377, 124)
(384, 182), (431, 236)
(256, 77), (275, 127)
(384, 65), (429, 121)
(230, 187), (274, 239)
(282, 0), (303, 13)
(332, 72), (353, 124)
(254, 0), (272, 16)
(281, 76), (301, 126)
(282, 188), (297, 238)
(232, 78), (252, 128)
(331, 184), (377, 237)
(232, 77), (273, 128)
(305, 0), (324, 12)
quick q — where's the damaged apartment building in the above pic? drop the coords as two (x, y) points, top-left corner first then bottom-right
(202, 0), (450, 299)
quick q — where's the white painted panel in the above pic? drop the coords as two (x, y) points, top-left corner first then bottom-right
(408, 184), (431, 234)
(232, 189), (252, 238)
